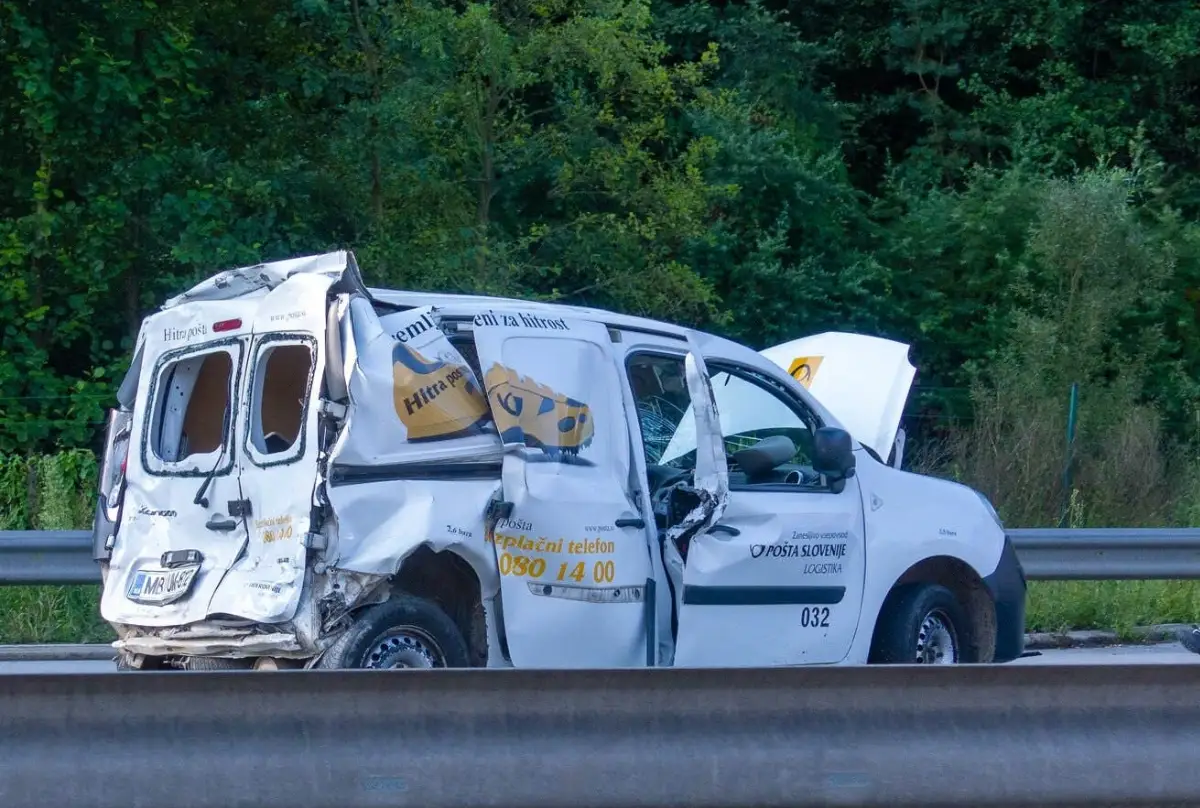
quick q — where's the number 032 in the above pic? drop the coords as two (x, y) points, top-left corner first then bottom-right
(800, 606), (830, 628)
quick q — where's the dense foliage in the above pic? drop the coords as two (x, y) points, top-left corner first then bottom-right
(3, 0), (1200, 527)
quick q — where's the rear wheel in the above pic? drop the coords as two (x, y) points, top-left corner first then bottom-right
(869, 582), (973, 664)
(316, 593), (470, 669)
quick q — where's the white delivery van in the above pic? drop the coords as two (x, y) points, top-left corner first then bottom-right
(91, 251), (1025, 670)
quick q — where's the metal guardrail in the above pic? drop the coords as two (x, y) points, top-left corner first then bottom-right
(1010, 527), (1200, 580)
(4, 664), (1200, 807)
(0, 531), (96, 584)
(4, 528), (1200, 584)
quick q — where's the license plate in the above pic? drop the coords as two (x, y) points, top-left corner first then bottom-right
(126, 564), (200, 605)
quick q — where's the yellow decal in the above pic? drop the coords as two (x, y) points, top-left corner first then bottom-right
(487, 531), (618, 584)
(392, 343), (491, 441)
(496, 553), (616, 584)
(487, 532), (615, 555)
(255, 514), (294, 544)
(483, 362), (594, 456)
(788, 355), (823, 388)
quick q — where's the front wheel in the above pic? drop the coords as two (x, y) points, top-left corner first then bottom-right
(868, 583), (973, 665)
(316, 593), (470, 669)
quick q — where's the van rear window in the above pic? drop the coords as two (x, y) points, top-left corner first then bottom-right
(151, 350), (233, 463)
(250, 343), (313, 454)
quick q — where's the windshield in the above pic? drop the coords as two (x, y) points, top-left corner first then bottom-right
(628, 356), (816, 473)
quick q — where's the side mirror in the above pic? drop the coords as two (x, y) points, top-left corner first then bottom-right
(812, 426), (856, 492)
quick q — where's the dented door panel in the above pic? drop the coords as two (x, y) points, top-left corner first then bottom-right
(324, 304), (504, 601)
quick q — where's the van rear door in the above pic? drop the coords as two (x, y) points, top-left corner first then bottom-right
(100, 252), (358, 632)
(98, 305), (256, 629)
(204, 272), (333, 624)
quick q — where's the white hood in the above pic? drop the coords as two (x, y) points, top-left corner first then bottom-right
(759, 332), (915, 461)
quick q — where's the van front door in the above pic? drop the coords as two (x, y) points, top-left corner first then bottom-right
(671, 360), (867, 666)
(205, 275), (329, 624)
(471, 314), (656, 668)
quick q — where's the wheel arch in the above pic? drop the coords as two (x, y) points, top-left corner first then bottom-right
(391, 544), (490, 667)
(870, 555), (997, 664)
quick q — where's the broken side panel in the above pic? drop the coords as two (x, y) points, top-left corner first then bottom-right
(652, 349), (731, 548)
(330, 303), (500, 472)
(647, 348), (730, 665)
(677, 351), (730, 535)
(471, 311), (655, 669)
(324, 304), (504, 604)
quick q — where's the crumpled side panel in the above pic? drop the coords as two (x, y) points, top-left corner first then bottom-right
(325, 304), (504, 599)
(327, 477), (501, 592)
(663, 353), (729, 548)
(329, 305), (502, 468)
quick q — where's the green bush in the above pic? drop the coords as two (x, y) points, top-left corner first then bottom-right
(0, 451), (115, 645)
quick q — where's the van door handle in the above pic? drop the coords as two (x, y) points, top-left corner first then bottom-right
(206, 514), (238, 532)
(615, 517), (646, 529)
(708, 524), (740, 537)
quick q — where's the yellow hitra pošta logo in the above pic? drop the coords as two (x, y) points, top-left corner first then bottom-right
(483, 363), (594, 457)
(788, 355), (823, 388)
(392, 343), (491, 441)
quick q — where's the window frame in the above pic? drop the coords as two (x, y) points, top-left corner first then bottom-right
(623, 348), (696, 470)
(242, 332), (319, 471)
(622, 349), (833, 494)
(139, 337), (245, 479)
(704, 359), (831, 493)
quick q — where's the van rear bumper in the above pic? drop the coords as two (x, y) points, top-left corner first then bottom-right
(116, 631), (306, 659)
(984, 535), (1027, 663)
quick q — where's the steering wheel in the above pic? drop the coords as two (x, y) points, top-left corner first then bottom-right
(646, 464), (690, 495)
(644, 464), (693, 522)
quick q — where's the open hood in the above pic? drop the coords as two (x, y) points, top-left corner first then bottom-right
(759, 332), (915, 462)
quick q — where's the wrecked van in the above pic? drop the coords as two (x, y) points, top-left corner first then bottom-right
(92, 250), (1025, 670)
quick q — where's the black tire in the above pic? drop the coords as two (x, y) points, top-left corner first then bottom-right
(868, 582), (974, 664)
(316, 592), (470, 669)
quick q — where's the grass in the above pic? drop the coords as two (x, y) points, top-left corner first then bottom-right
(2, 580), (1199, 646)
(1026, 580), (1200, 639)
(0, 586), (116, 645)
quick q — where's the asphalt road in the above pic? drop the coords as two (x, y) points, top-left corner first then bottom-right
(1014, 642), (1200, 665)
(0, 643), (1197, 673)
(0, 658), (118, 673)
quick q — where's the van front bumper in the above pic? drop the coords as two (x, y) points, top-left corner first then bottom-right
(984, 535), (1027, 663)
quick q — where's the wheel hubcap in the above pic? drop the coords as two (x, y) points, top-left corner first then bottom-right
(915, 609), (958, 664)
(364, 628), (444, 669)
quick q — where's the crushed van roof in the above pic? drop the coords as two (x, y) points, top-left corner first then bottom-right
(367, 287), (694, 340)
